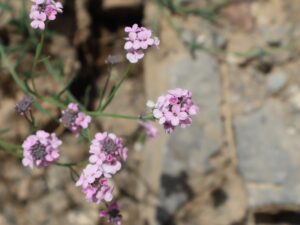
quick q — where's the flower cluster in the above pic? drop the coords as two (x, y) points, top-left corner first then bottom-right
(30, 0), (63, 30)
(76, 132), (128, 204)
(17, 13), (199, 225)
(147, 88), (199, 134)
(60, 103), (91, 135)
(22, 130), (62, 168)
(100, 203), (122, 225)
(124, 24), (160, 63)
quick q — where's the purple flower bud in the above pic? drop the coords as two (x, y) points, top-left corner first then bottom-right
(100, 203), (122, 225)
(16, 96), (34, 116)
(60, 103), (91, 136)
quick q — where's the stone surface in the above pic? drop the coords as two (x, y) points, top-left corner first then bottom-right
(140, 6), (248, 224)
(266, 72), (288, 95)
(235, 100), (300, 208)
(46, 165), (70, 190)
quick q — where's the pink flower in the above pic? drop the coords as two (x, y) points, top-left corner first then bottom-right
(30, 11), (46, 30)
(60, 103), (91, 135)
(139, 121), (158, 139)
(30, 0), (63, 30)
(76, 132), (128, 204)
(148, 88), (199, 133)
(22, 130), (62, 168)
(124, 24), (160, 63)
(89, 132), (128, 167)
(100, 203), (122, 225)
(126, 49), (144, 64)
(75, 164), (103, 188)
(80, 178), (114, 204)
(124, 24), (140, 33)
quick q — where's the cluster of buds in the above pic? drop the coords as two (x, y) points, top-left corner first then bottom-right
(30, 0), (63, 30)
(76, 132), (128, 204)
(15, 96), (34, 116)
(124, 24), (160, 63)
(147, 88), (199, 133)
(100, 203), (122, 225)
(60, 103), (91, 136)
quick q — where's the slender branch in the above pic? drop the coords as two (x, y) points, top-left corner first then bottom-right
(31, 31), (45, 93)
(101, 64), (132, 111)
(98, 65), (113, 111)
(86, 111), (154, 121)
(55, 160), (88, 167)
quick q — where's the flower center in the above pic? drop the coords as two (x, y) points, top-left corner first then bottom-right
(37, 2), (48, 12)
(103, 138), (117, 153)
(61, 111), (77, 129)
(31, 142), (46, 161)
(109, 209), (120, 218)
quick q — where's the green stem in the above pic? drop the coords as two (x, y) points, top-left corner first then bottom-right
(31, 31), (45, 93)
(55, 160), (88, 167)
(98, 66), (113, 111)
(101, 64), (132, 111)
(86, 111), (154, 120)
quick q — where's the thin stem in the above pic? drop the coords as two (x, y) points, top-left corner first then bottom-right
(86, 129), (91, 141)
(101, 64), (132, 111)
(98, 66), (113, 111)
(31, 31), (45, 93)
(29, 110), (36, 128)
(55, 160), (88, 167)
(86, 111), (154, 120)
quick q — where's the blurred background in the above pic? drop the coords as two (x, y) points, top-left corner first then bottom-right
(1, 0), (300, 224)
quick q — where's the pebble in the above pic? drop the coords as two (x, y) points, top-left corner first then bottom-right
(267, 72), (287, 95)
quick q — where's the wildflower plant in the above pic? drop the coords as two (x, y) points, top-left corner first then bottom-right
(0, 2), (198, 225)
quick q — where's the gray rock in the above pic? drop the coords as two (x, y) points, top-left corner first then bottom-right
(16, 178), (30, 201)
(29, 179), (47, 199)
(156, 51), (223, 216)
(46, 165), (70, 190)
(45, 190), (70, 213)
(67, 209), (99, 225)
(0, 214), (9, 225)
(235, 100), (300, 208)
(260, 25), (292, 46)
(164, 51), (223, 177)
(27, 190), (70, 225)
(267, 72), (287, 95)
